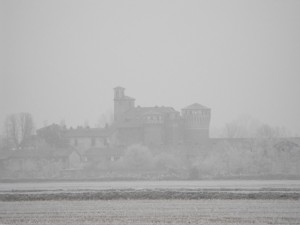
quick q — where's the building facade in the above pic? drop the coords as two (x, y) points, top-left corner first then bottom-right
(113, 87), (211, 146)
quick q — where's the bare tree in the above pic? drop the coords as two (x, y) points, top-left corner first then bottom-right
(5, 114), (19, 148)
(37, 123), (68, 148)
(221, 115), (259, 138)
(222, 123), (244, 138)
(255, 124), (288, 139)
(4, 113), (35, 149)
(19, 113), (34, 144)
(221, 115), (288, 139)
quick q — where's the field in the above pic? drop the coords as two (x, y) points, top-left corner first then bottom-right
(1, 180), (300, 191)
(0, 180), (300, 224)
(1, 199), (300, 225)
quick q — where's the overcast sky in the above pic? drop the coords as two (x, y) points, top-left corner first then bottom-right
(1, 0), (300, 136)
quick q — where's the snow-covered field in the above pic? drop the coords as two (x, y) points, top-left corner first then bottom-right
(0, 199), (299, 225)
(0, 180), (299, 224)
(1, 180), (300, 192)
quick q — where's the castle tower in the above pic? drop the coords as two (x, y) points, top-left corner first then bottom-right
(182, 103), (211, 144)
(114, 87), (135, 122)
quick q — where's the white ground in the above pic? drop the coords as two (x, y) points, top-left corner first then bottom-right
(1, 180), (300, 192)
(0, 199), (299, 225)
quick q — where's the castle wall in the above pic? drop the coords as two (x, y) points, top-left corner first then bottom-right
(117, 127), (143, 146)
(143, 125), (164, 146)
(182, 107), (211, 144)
(164, 121), (183, 145)
(184, 129), (209, 144)
(112, 87), (211, 147)
(114, 99), (134, 121)
(69, 137), (106, 154)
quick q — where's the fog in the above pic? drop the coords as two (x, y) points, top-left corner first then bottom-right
(1, 4), (300, 225)
(1, 0), (300, 135)
(0, 0), (300, 181)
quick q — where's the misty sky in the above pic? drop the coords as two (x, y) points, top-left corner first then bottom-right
(1, 0), (300, 136)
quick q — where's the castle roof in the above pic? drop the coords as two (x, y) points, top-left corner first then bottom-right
(115, 106), (179, 128)
(124, 106), (177, 118)
(183, 103), (209, 110)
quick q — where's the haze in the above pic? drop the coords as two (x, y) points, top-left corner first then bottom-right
(1, 0), (300, 135)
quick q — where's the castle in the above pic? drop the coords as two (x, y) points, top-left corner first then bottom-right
(58, 86), (211, 153)
(113, 86), (211, 146)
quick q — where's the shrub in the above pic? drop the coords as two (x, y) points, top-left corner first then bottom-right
(118, 144), (154, 171)
(154, 152), (181, 172)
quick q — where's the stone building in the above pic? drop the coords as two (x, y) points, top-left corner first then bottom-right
(113, 86), (211, 146)
(40, 87), (211, 152)
(64, 127), (111, 155)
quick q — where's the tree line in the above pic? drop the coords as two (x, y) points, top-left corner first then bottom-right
(2, 112), (35, 150)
